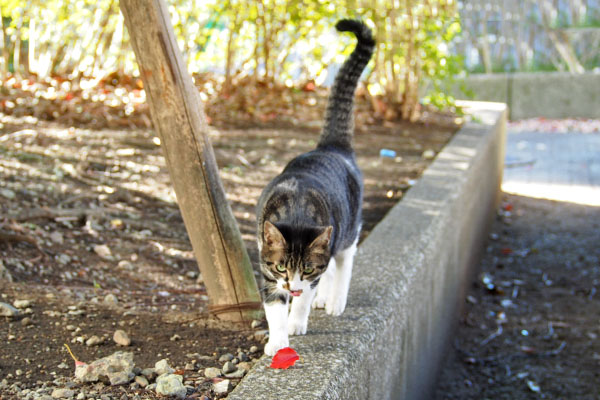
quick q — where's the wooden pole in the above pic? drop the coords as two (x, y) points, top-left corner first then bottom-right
(119, 0), (262, 322)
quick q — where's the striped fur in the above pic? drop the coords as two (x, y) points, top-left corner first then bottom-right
(256, 20), (375, 356)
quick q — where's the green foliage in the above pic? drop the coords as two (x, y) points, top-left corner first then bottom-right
(1, 0), (464, 118)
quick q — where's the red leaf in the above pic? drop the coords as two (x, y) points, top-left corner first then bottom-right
(503, 203), (513, 211)
(269, 347), (300, 369)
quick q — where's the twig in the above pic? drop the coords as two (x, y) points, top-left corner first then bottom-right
(480, 326), (503, 346)
(0, 230), (47, 258)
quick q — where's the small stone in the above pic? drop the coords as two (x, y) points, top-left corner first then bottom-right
(154, 359), (174, 376)
(422, 149), (436, 160)
(237, 351), (249, 362)
(21, 317), (33, 326)
(250, 320), (262, 329)
(51, 388), (75, 399)
(13, 299), (32, 309)
(0, 188), (15, 199)
(58, 362), (70, 369)
(134, 375), (148, 388)
(141, 368), (156, 380)
(237, 362), (252, 372)
(0, 302), (20, 317)
(110, 371), (134, 385)
(86, 335), (104, 346)
(117, 260), (134, 271)
(93, 244), (113, 260)
(204, 367), (221, 379)
(170, 334), (181, 341)
(49, 231), (64, 244)
(222, 362), (236, 374)
(213, 379), (232, 394)
(155, 374), (186, 399)
(249, 346), (259, 354)
(225, 369), (246, 379)
(103, 294), (118, 307)
(184, 362), (195, 371)
(253, 330), (268, 340)
(218, 353), (234, 362)
(113, 330), (131, 346)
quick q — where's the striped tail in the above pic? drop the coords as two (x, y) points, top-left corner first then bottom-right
(318, 19), (375, 151)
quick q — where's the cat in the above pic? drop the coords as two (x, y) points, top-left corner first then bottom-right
(256, 19), (375, 356)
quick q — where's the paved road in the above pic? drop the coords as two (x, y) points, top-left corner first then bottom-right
(502, 130), (600, 205)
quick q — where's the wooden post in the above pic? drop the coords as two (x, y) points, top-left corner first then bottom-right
(119, 0), (262, 322)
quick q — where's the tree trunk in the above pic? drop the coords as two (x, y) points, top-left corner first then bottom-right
(119, 0), (262, 322)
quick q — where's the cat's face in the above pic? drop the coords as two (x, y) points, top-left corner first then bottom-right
(260, 221), (332, 297)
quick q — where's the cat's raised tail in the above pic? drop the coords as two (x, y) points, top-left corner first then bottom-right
(318, 19), (375, 151)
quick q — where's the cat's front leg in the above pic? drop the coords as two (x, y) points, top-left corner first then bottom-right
(326, 240), (358, 316)
(312, 258), (335, 309)
(289, 287), (317, 335)
(264, 299), (289, 356)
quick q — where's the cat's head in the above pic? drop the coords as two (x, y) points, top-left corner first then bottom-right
(260, 221), (332, 297)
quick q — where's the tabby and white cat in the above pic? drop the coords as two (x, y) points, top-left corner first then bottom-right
(256, 19), (375, 356)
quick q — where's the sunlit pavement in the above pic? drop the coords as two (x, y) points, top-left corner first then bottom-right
(502, 128), (600, 206)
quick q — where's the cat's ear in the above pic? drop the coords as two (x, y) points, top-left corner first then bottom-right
(308, 226), (333, 253)
(263, 221), (286, 249)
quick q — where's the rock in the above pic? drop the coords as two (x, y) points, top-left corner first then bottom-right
(184, 362), (195, 371)
(51, 388), (75, 398)
(75, 351), (135, 385)
(213, 379), (232, 394)
(249, 345), (259, 354)
(422, 149), (436, 160)
(0, 302), (20, 317)
(154, 359), (174, 376)
(237, 362), (252, 372)
(225, 369), (246, 379)
(253, 330), (268, 341)
(222, 362), (236, 374)
(134, 375), (148, 387)
(237, 351), (249, 362)
(93, 244), (113, 260)
(21, 317), (33, 326)
(169, 334), (181, 341)
(110, 371), (134, 385)
(117, 260), (134, 271)
(13, 299), (32, 309)
(0, 188), (15, 199)
(86, 335), (104, 346)
(155, 374), (186, 399)
(140, 368), (156, 380)
(250, 320), (262, 329)
(204, 367), (221, 379)
(103, 294), (118, 307)
(49, 231), (64, 244)
(218, 353), (234, 362)
(113, 330), (131, 346)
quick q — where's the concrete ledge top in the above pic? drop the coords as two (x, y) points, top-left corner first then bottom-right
(228, 101), (507, 400)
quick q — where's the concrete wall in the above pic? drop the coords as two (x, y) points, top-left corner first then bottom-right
(227, 102), (507, 400)
(454, 71), (600, 120)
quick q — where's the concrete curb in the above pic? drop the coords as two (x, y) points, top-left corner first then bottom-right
(452, 71), (600, 119)
(228, 101), (507, 400)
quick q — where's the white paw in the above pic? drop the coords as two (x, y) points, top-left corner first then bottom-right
(288, 317), (308, 335)
(312, 295), (327, 309)
(264, 336), (289, 356)
(325, 296), (347, 316)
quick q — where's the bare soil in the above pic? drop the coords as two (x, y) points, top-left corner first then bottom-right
(434, 194), (600, 400)
(0, 114), (455, 399)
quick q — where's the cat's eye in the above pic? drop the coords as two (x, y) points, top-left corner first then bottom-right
(275, 264), (286, 273)
(304, 266), (314, 274)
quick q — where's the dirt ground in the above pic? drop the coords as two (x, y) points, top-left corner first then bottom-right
(434, 194), (600, 400)
(0, 113), (455, 399)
